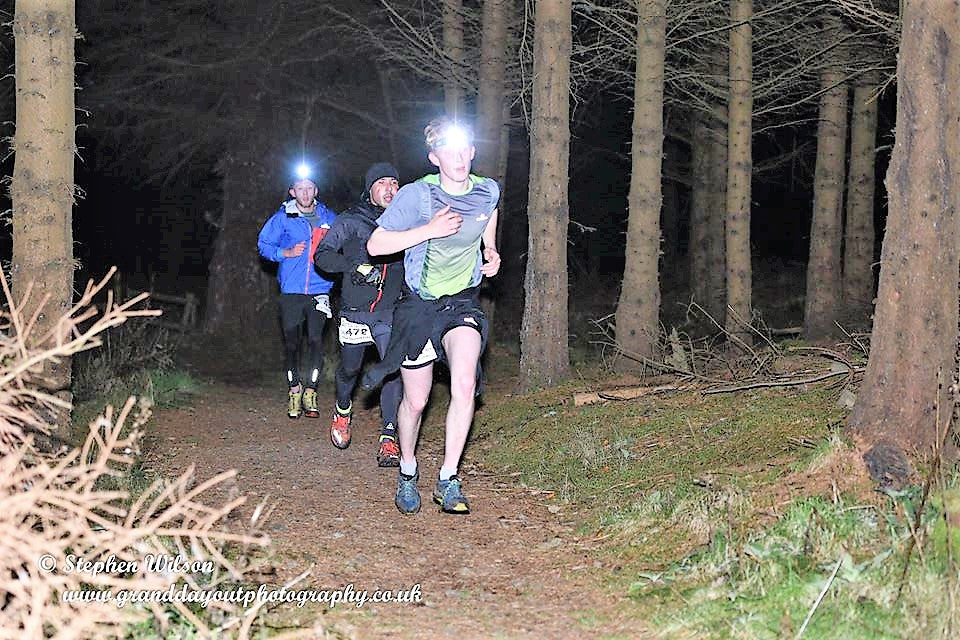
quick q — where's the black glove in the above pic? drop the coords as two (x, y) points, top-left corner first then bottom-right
(352, 263), (383, 287)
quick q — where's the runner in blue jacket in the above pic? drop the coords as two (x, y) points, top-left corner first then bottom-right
(257, 173), (337, 419)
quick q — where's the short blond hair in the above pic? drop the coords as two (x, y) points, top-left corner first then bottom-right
(424, 117), (473, 150)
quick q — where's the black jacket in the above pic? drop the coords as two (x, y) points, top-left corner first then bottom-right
(313, 199), (405, 314)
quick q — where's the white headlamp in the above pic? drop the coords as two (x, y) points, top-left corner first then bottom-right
(294, 162), (312, 181)
(432, 125), (472, 150)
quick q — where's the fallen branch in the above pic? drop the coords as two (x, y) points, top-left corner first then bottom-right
(573, 383), (693, 406)
(770, 326), (803, 336)
(703, 367), (863, 394)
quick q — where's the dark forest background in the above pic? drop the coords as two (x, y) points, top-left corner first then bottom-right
(0, 0), (897, 352)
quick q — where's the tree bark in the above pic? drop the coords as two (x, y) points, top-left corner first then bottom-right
(204, 149), (281, 367)
(11, 0), (76, 405)
(724, 0), (753, 342)
(661, 159), (681, 269)
(842, 71), (880, 328)
(519, 0), (571, 389)
(691, 106), (727, 324)
(706, 113), (728, 321)
(705, 46), (729, 323)
(377, 64), (400, 164)
(848, 1), (960, 458)
(494, 99), (512, 253)
(690, 38), (728, 328)
(803, 63), (849, 341)
(615, 0), (665, 367)
(690, 114), (712, 313)
(474, 0), (508, 183)
(442, 0), (464, 117)
(475, 0), (509, 339)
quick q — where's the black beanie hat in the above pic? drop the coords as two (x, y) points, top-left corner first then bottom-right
(363, 162), (400, 197)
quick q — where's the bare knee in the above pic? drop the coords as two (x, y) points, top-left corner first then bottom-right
(449, 372), (476, 402)
(402, 388), (430, 414)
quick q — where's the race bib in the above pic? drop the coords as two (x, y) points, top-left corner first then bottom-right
(313, 295), (332, 318)
(339, 317), (373, 345)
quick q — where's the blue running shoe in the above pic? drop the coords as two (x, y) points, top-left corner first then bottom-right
(433, 476), (470, 514)
(395, 471), (421, 515)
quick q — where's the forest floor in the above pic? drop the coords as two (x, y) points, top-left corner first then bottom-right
(143, 329), (938, 640)
(147, 370), (651, 639)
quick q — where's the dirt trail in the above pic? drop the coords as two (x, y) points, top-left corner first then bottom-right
(148, 382), (647, 639)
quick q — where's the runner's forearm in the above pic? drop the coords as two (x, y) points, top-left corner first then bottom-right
(368, 226), (433, 256)
(482, 208), (499, 252)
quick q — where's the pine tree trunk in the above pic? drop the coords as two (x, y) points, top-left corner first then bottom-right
(724, 0), (753, 341)
(705, 47), (729, 323)
(803, 63), (849, 341)
(498, 101), (511, 189)
(204, 150), (280, 367)
(690, 114), (712, 314)
(842, 71), (880, 328)
(615, 0), (665, 367)
(475, 0), (508, 181)
(519, 0), (571, 389)
(494, 99), (512, 253)
(707, 114), (728, 321)
(378, 65), (400, 164)
(661, 156), (681, 269)
(11, 0), (76, 406)
(443, 0), (464, 117)
(691, 111), (728, 324)
(475, 0), (510, 339)
(848, 1), (960, 458)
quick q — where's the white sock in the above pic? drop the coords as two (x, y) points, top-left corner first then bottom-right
(439, 466), (457, 481)
(400, 458), (418, 477)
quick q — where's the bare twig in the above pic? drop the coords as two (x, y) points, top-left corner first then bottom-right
(896, 367), (956, 602)
(796, 556), (844, 639)
(0, 267), (273, 638)
(703, 367), (862, 395)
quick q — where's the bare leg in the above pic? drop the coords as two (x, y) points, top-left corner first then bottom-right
(440, 327), (482, 473)
(397, 364), (434, 468)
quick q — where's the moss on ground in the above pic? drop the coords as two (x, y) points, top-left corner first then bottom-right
(475, 363), (960, 639)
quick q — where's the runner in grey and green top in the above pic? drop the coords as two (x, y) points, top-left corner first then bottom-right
(376, 173), (500, 300)
(367, 116), (502, 517)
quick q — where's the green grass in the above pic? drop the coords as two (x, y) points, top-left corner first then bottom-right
(73, 368), (202, 435)
(147, 370), (202, 408)
(476, 374), (960, 639)
(478, 383), (846, 508)
(634, 488), (960, 640)
(73, 368), (202, 503)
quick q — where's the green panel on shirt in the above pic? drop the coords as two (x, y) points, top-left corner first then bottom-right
(418, 175), (494, 299)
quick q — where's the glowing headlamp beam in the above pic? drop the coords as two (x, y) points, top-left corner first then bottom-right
(295, 162), (312, 180)
(432, 125), (471, 150)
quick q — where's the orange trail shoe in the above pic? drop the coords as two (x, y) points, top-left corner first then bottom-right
(377, 434), (400, 467)
(330, 409), (352, 449)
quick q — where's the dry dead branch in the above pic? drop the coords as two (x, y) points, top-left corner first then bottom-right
(573, 383), (694, 407)
(0, 267), (276, 638)
(585, 302), (868, 404)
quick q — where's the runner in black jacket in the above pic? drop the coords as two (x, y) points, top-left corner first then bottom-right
(314, 162), (405, 466)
